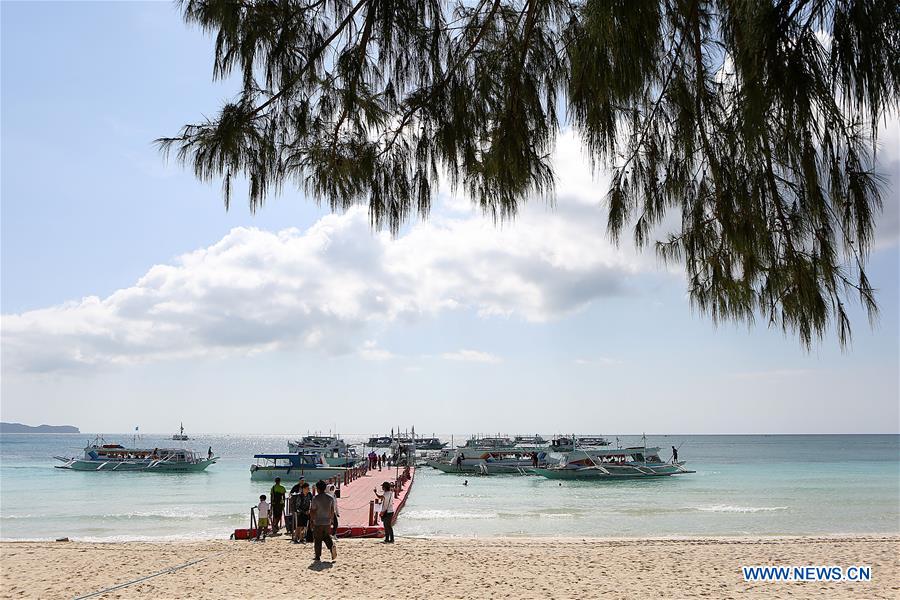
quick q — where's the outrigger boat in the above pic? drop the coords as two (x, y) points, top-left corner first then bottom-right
(514, 434), (548, 446)
(367, 431), (447, 450)
(250, 453), (347, 482)
(54, 438), (215, 472)
(548, 435), (611, 452)
(426, 445), (555, 475)
(457, 435), (517, 449)
(287, 435), (360, 467)
(172, 422), (189, 441)
(533, 441), (693, 480)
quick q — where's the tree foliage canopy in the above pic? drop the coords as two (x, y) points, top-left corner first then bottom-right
(160, 0), (900, 347)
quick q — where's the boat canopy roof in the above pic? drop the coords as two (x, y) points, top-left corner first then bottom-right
(254, 453), (322, 459)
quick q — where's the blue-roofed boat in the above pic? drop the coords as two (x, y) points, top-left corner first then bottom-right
(286, 435), (361, 467)
(250, 452), (347, 482)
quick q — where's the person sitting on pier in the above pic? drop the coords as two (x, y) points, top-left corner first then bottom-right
(373, 482), (395, 544)
(309, 480), (337, 562)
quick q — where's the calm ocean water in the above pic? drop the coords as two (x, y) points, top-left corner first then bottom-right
(0, 434), (897, 541)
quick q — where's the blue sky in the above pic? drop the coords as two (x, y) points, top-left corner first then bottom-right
(1, 1), (898, 435)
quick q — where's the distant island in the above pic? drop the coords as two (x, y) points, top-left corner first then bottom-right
(0, 422), (80, 434)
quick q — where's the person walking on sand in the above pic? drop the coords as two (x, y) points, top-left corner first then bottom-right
(373, 481), (395, 543)
(309, 480), (337, 562)
(270, 477), (287, 534)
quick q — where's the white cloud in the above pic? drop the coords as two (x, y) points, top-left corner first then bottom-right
(2, 185), (647, 374)
(440, 349), (503, 364)
(874, 116), (900, 250)
(358, 340), (395, 361)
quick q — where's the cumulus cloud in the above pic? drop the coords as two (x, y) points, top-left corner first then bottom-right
(8, 115), (892, 376)
(440, 350), (503, 364)
(2, 178), (645, 374)
(874, 117), (900, 250)
(358, 340), (395, 361)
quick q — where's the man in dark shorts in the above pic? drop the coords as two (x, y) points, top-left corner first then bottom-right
(309, 480), (337, 561)
(270, 477), (286, 534)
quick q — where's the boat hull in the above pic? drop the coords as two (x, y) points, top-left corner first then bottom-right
(249, 466), (347, 482)
(532, 464), (692, 480)
(324, 457), (361, 468)
(426, 460), (541, 475)
(55, 458), (215, 472)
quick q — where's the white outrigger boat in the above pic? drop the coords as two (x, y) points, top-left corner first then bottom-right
(287, 435), (360, 467)
(250, 453), (348, 482)
(427, 449), (554, 474)
(532, 441), (692, 480)
(54, 438), (216, 472)
(427, 437), (557, 474)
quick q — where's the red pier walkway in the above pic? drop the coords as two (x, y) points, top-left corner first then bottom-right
(323, 464), (415, 538)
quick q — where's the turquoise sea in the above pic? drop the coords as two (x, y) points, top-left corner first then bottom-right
(0, 434), (897, 541)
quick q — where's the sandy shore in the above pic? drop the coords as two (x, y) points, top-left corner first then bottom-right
(1, 535), (897, 599)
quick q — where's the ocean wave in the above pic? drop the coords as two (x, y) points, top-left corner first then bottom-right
(404, 509), (499, 520)
(694, 505), (788, 513)
(1, 511), (243, 521)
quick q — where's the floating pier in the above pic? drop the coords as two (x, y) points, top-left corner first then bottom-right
(315, 464), (416, 538)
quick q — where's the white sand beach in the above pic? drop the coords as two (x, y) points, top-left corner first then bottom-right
(1, 535), (897, 599)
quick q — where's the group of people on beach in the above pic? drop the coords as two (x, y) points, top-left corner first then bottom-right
(254, 476), (397, 561)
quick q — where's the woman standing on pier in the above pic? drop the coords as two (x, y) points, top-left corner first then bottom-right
(374, 482), (395, 544)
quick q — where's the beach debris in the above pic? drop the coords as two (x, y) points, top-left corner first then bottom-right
(55, 537), (69, 542)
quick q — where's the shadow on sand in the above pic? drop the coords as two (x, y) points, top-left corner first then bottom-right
(308, 561), (334, 571)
